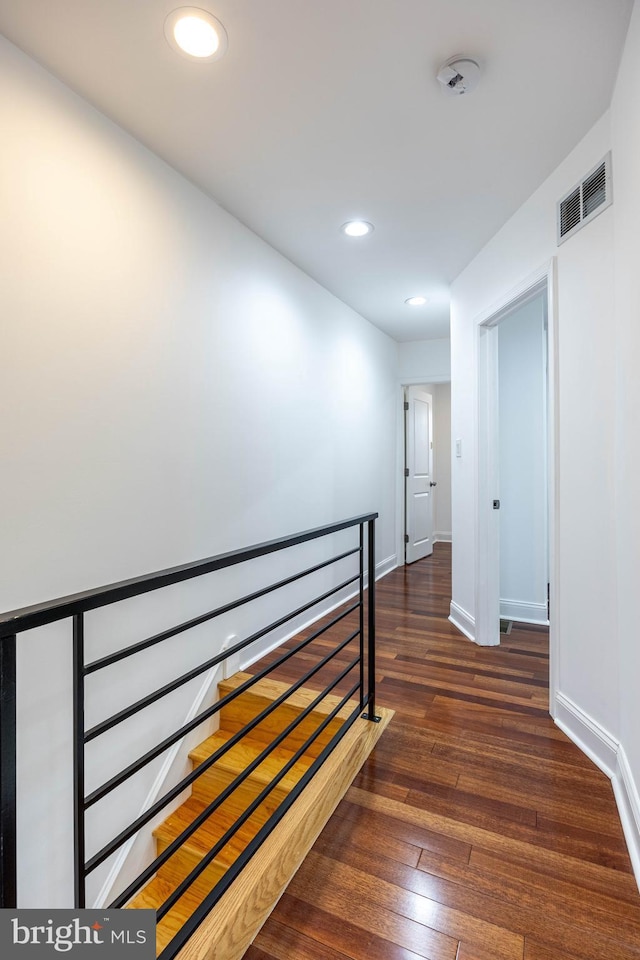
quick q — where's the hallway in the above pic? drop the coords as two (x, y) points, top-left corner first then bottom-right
(245, 544), (640, 960)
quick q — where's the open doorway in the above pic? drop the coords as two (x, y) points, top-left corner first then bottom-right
(497, 294), (549, 625)
(475, 261), (558, 712)
(400, 381), (452, 565)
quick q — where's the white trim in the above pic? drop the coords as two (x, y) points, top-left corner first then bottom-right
(448, 601), (476, 642)
(614, 745), (640, 888)
(555, 693), (640, 891)
(401, 375), (451, 386)
(373, 553), (398, 582)
(554, 692), (617, 777)
(472, 260), (559, 700)
(433, 531), (452, 543)
(499, 599), (549, 624)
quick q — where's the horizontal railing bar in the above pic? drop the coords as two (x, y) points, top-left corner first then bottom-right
(86, 635), (359, 873)
(106, 655), (359, 901)
(85, 601), (360, 806)
(0, 515), (377, 638)
(155, 683), (361, 923)
(84, 547), (359, 675)
(84, 575), (360, 743)
(159, 691), (361, 960)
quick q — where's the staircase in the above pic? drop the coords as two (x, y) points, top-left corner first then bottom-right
(127, 671), (392, 959)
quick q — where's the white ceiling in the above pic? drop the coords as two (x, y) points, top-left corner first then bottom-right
(0, 0), (632, 341)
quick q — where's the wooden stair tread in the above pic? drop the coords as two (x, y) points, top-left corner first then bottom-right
(189, 730), (314, 793)
(154, 794), (281, 867)
(219, 673), (358, 720)
(217, 674), (357, 758)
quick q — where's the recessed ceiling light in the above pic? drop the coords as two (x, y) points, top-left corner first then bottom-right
(405, 296), (428, 307)
(341, 220), (374, 238)
(164, 7), (228, 61)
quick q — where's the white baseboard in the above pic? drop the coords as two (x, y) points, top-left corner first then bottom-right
(555, 691), (640, 891)
(499, 598), (548, 624)
(373, 553), (398, 582)
(555, 692), (618, 777)
(448, 601), (476, 642)
(433, 531), (452, 543)
(614, 745), (640, 886)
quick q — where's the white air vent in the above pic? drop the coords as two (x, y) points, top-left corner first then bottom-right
(557, 152), (612, 245)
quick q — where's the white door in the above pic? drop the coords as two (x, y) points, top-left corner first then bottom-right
(405, 387), (434, 563)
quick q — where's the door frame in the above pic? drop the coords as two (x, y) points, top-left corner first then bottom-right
(474, 258), (559, 715)
(396, 376), (450, 569)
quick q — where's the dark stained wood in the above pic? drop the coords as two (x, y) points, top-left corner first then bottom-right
(245, 543), (640, 960)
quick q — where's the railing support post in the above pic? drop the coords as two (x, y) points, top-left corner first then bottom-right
(363, 518), (380, 723)
(359, 523), (365, 711)
(0, 634), (17, 908)
(73, 615), (86, 908)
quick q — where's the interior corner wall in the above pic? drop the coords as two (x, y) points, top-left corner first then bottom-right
(0, 35), (398, 906)
(450, 111), (620, 748)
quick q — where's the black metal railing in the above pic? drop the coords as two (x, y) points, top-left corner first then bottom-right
(0, 513), (378, 958)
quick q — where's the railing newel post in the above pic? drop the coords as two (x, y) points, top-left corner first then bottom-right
(363, 517), (380, 723)
(73, 614), (86, 908)
(0, 633), (17, 908)
(359, 523), (365, 710)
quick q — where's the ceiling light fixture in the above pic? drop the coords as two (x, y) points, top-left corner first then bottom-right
(341, 220), (374, 238)
(405, 296), (428, 307)
(164, 7), (228, 61)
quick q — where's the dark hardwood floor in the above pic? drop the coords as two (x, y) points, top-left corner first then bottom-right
(244, 543), (640, 960)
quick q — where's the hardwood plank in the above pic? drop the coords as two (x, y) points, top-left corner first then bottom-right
(335, 798), (473, 864)
(283, 874), (459, 960)
(523, 941), (582, 960)
(288, 850), (524, 960)
(252, 899), (438, 960)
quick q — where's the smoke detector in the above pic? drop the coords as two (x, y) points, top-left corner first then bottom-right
(436, 57), (481, 96)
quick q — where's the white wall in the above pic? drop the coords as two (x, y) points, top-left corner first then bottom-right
(498, 295), (548, 623)
(0, 36), (399, 908)
(612, 0), (640, 874)
(451, 2), (640, 883)
(398, 337), (450, 382)
(450, 109), (617, 721)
